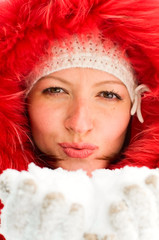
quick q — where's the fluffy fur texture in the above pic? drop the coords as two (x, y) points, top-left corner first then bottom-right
(0, 0), (159, 171)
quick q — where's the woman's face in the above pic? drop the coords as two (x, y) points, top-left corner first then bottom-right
(28, 68), (131, 175)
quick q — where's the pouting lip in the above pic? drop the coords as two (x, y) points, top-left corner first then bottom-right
(59, 143), (98, 158)
(59, 142), (98, 150)
(59, 146), (96, 158)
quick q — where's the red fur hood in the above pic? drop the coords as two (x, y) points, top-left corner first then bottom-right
(0, 0), (159, 172)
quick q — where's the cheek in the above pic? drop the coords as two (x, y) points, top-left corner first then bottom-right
(98, 105), (131, 142)
(28, 102), (64, 140)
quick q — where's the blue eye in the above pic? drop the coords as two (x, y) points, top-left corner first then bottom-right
(99, 91), (122, 100)
(42, 87), (65, 95)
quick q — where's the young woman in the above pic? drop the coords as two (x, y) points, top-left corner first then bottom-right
(0, 0), (158, 173)
(0, 0), (159, 239)
(26, 33), (141, 177)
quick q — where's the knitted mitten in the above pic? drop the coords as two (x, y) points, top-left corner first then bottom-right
(0, 168), (85, 240)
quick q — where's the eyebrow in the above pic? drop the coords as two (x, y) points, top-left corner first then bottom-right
(94, 80), (125, 87)
(40, 76), (125, 87)
(40, 76), (73, 86)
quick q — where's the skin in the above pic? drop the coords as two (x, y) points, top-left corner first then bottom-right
(27, 68), (131, 176)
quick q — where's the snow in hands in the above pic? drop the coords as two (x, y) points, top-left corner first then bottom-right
(1, 164), (159, 240)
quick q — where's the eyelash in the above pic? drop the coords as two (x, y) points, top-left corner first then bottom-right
(42, 87), (122, 100)
(97, 91), (122, 100)
(42, 87), (66, 95)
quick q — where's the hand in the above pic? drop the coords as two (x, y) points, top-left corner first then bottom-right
(0, 171), (85, 240)
(109, 174), (159, 240)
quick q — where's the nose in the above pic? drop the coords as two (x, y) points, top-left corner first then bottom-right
(64, 99), (94, 135)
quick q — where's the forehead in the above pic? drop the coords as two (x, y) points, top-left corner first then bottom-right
(40, 67), (125, 86)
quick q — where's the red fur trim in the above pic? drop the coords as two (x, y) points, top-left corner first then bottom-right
(0, 74), (37, 171)
(0, 0), (159, 171)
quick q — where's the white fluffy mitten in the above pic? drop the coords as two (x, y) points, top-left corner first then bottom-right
(109, 169), (159, 240)
(0, 169), (85, 240)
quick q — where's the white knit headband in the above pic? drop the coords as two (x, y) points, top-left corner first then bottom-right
(26, 34), (149, 123)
